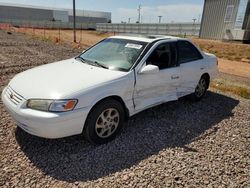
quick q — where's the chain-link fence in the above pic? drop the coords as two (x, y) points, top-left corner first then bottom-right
(0, 20), (202, 47)
(0, 18), (96, 29)
(0, 21), (112, 48)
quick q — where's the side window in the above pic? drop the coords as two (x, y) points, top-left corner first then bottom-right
(177, 41), (203, 64)
(146, 43), (177, 70)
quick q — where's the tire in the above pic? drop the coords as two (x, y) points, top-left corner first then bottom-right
(84, 98), (125, 144)
(190, 75), (209, 101)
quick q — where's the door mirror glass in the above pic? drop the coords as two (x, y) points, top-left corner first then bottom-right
(140, 65), (159, 74)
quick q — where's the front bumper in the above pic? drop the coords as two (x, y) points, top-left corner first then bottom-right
(1, 87), (90, 139)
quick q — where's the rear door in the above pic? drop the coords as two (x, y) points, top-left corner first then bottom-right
(133, 42), (180, 111)
(177, 40), (204, 97)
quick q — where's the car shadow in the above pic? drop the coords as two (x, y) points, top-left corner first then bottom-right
(15, 91), (239, 182)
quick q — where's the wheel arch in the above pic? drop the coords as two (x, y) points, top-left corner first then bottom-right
(86, 95), (130, 124)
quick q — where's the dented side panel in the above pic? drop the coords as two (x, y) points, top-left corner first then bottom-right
(133, 66), (180, 112)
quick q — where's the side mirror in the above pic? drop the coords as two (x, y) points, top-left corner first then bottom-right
(140, 65), (159, 74)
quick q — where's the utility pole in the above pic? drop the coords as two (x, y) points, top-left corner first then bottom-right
(158, 16), (162, 23)
(137, 4), (141, 23)
(73, 0), (76, 42)
(128, 18), (131, 23)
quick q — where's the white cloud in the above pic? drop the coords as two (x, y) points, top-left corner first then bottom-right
(114, 4), (203, 23)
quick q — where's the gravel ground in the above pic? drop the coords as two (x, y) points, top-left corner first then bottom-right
(0, 30), (249, 188)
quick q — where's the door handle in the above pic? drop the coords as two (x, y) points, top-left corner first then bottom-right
(171, 76), (180, 79)
(200, 67), (205, 70)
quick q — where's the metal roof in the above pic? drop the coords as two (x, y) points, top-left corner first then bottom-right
(0, 2), (111, 19)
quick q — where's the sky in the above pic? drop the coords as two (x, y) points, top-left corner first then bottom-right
(0, 0), (204, 23)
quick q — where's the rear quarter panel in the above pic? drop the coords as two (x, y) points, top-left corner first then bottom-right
(203, 52), (219, 80)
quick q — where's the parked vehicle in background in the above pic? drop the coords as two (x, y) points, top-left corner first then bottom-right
(2, 35), (218, 144)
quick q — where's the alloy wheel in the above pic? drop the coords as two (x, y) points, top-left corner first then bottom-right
(195, 78), (207, 98)
(95, 108), (120, 138)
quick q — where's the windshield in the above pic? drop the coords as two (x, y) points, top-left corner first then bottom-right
(79, 38), (147, 71)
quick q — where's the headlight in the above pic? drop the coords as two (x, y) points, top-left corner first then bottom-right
(27, 99), (77, 112)
(27, 99), (53, 111)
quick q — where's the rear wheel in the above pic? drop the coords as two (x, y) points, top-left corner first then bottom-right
(190, 76), (209, 101)
(84, 98), (125, 144)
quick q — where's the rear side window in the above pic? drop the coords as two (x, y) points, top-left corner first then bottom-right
(177, 41), (203, 64)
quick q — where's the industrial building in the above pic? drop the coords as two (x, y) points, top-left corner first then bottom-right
(200, 0), (250, 42)
(0, 2), (111, 29)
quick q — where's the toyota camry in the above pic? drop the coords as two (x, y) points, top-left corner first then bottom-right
(2, 35), (218, 144)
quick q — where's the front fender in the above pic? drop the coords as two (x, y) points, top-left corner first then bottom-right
(71, 72), (135, 116)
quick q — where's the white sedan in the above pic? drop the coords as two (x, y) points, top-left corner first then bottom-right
(2, 35), (218, 144)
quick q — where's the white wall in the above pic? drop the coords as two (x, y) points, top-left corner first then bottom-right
(96, 23), (201, 36)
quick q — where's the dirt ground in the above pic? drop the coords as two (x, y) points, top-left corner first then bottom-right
(217, 59), (250, 79)
(13, 28), (113, 49)
(10, 27), (250, 81)
(192, 39), (250, 82)
(0, 30), (249, 188)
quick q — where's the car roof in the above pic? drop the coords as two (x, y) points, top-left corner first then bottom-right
(109, 34), (184, 43)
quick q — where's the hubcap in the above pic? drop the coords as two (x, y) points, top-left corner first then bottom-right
(95, 108), (120, 138)
(195, 78), (206, 97)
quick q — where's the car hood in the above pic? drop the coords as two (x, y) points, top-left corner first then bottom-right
(9, 58), (127, 99)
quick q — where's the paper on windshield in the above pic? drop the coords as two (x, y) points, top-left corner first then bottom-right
(125, 43), (143, 49)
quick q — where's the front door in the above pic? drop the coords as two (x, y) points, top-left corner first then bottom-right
(133, 42), (180, 111)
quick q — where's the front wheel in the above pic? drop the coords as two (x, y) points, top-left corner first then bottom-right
(190, 76), (209, 101)
(83, 98), (125, 144)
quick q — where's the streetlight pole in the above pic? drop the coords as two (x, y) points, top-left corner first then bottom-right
(158, 16), (162, 23)
(73, 0), (76, 42)
(192, 18), (197, 36)
(198, 14), (201, 23)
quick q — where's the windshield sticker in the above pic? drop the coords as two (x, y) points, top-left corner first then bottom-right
(125, 43), (143, 49)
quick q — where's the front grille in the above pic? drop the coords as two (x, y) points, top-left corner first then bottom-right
(5, 86), (24, 105)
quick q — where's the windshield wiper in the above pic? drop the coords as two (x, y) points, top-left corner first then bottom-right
(92, 61), (109, 69)
(75, 56), (88, 63)
(75, 57), (109, 69)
